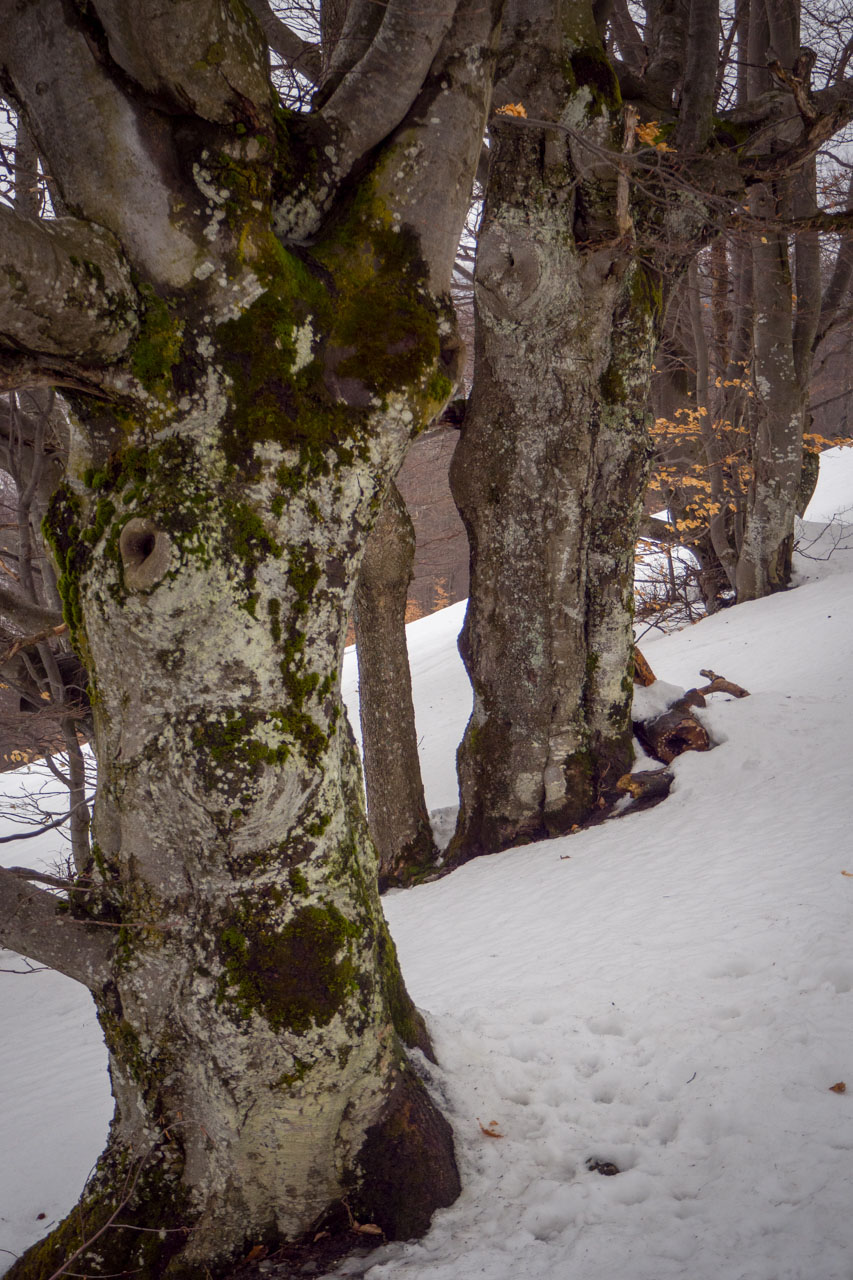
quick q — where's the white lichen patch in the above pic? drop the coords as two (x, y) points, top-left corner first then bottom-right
(193, 164), (229, 206)
(291, 321), (315, 373)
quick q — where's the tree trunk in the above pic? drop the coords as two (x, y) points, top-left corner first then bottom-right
(735, 186), (807, 598)
(354, 481), (438, 888)
(7, 229), (461, 1277)
(0, 0), (501, 1272)
(448, 8), (658, 860)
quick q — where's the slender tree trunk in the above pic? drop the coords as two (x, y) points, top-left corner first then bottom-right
(354, 481), (438, 888)
(735, 185), (808, 599)
(735, 0), (812, 599)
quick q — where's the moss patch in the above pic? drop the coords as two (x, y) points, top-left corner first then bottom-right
(218, 901), (360, 1033)
(4, 1141), (190, 1280)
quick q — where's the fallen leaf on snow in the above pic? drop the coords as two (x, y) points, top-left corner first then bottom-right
(829, 1081), (847, 1093)
(479, 1118), (504, 1138)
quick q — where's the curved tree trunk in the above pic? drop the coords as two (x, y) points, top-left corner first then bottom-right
(448, 7), (659, 861)
(0, 0), (500, 1273)
(355, 481), (438, 888)
(8, 247), (460, 1280)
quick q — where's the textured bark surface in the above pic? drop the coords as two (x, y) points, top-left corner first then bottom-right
(0, 1), (501, 1273)
(735, 184), (809, 599)
(355, 482), (438, 888)
(449, 3), (658, 860)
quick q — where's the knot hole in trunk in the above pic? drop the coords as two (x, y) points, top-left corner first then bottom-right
(119, 517), (172, 591)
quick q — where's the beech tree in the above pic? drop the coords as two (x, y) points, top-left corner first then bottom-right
(448, 0), (853, 861)
(0, 1), (501, 1275)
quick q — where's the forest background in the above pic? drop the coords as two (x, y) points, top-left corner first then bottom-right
(2, 1), (853, 1277)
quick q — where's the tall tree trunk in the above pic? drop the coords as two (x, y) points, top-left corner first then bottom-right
(735, 185), (807, 598)
(354, 481), (438, 888)
(0, 0), (501, 1272)
(9, 222), (461, 1280)
(448, 3), (659, 860)
(735, 0), (813, 599)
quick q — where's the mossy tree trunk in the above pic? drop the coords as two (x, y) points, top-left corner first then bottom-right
(355, 481), (439, 888)
(0, 2), (500, 1275)
(735, 167), (819, 600)
(448, 2), (659, 860)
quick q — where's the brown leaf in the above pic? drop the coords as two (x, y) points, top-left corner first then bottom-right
(353, 1223), (384, 1236)
(829, 1081), (847, 1094)
(842, 871), (853, 878)
(243, 1244), (267, 1264)
(478, 1118), (504, 1138)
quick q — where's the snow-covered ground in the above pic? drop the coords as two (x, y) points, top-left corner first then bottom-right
(3, 452), (853, 1278)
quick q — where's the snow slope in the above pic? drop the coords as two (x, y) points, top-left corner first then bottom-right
(3, 457), (853, 1279)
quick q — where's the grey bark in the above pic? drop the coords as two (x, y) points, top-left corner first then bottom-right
(0, 0), (501, 1272)
(354, 482), (438, 888)
(677, 0), (720, 152)
(449, 1), (659, 859)
(0, 209), (137, 378)
(0, 866), (112, 988)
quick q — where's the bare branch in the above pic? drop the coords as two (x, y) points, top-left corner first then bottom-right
(69, 1), (273, 128)
(0, 800), (86, 845)
(0, 865), (113, 989)
(0, 579), (64, 633)
(243, 0), (322, 84)
(8, 865), (76, 889)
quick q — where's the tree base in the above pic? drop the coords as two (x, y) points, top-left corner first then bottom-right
(8, 1065), (459, 1280)
(4, 1139), (193, 1280)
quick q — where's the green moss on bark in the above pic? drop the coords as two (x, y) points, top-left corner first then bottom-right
(4, 1142), (190, 1280)
(218, 901), (360, 1033)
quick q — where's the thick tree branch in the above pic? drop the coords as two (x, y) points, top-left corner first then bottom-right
(0, 865), (113, 989)
(323, 0), (454, 152)
(277, 0), (459, 239)
(0, 209), (138, 379)
(2, 4), (202, 287)
(243, 0), (321, 84)
(610, 0), (646, 75)
(0, 620), (67, 662)
(92, 0), (273, 126)
(643, 0), (689, 103)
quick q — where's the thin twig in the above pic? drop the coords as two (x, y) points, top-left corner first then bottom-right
(0, 798), (88, 844)
(0, 621), (67, 665)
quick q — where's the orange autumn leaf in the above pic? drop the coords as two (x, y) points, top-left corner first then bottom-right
(478, 1118), (504, 1138)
